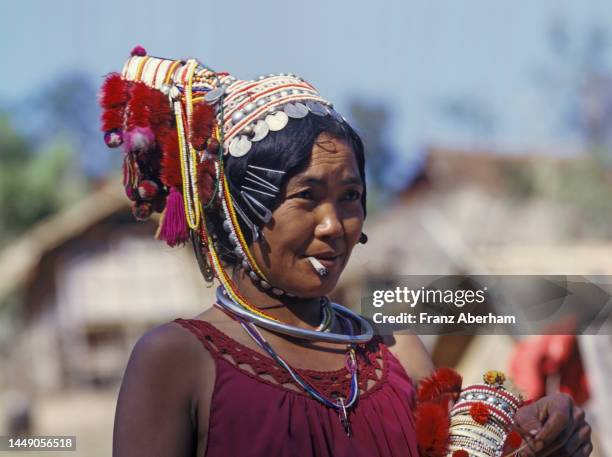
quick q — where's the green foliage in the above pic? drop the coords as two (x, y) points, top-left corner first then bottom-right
(0, 114), (84, 246)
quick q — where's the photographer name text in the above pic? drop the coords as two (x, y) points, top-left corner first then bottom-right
(372, 312), (516, 325)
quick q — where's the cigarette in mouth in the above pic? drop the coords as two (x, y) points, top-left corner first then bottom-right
(307, 256), (328, 277)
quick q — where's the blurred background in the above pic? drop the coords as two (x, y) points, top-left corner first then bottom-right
(1, 0), (611, 455)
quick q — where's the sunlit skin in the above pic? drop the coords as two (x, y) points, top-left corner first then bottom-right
(231, 132), (365, 329)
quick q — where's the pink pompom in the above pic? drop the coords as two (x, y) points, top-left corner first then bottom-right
(157, 187), (189, 247)
(131, 45), (147, 56)
(104, 130), (123, 148)
(125, 127), (155, 153)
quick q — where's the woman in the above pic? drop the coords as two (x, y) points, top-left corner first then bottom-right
(102, 48), (592, 457)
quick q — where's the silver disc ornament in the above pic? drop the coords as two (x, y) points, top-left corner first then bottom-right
(229, 135), (252, 157)
(284, 102), (309, 119)
(251, 120), (270, 142)
(265, 111), (289, 131)
(306, 101), (329, 117)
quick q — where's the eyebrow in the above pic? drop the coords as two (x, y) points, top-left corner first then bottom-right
(292, 175), (363, 187)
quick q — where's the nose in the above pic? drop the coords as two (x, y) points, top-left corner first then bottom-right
(314, 203), (344, 240)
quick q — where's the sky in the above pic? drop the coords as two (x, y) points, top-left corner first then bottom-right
(2, 0), (612, 160)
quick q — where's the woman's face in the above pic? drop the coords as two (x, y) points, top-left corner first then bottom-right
(250, 132), (365, 298)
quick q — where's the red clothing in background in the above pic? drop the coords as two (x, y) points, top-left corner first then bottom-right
(509, 334), (589, 405)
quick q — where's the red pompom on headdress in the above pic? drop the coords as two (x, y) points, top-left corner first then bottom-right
(100, 73), (130, 147)
(197, 158), (217, 204)
(149, 88), (175, 129)
(100, 73), (129, 109)
(126, 82), (154, 130)
(124, 82), (156, 154)
(158, 130), (182, 188)
(101, 108), (124, 133)
(191, 103), (215, 150)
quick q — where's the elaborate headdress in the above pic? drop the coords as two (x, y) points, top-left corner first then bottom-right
(99, 46), (353, 307)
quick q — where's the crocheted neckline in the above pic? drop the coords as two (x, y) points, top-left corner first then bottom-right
(175, 318), (389, 400)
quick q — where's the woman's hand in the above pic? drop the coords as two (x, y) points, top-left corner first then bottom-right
(514, 392), (592, 456)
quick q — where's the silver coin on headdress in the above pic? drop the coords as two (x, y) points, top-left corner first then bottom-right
(306, 101), (329, 116)
(265, 111), (289, 131)
(231, 110), (246, 124)
(229, 135), (252, 157)
(284, 102), (309, 119)
(251, 120), (270, 142)
(204, 86), (225, 103)
(243, 102), (257, 114)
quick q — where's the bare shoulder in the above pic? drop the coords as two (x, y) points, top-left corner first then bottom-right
(131, 321), (209, 370)
(121, 320), (215, 402)
(113, 321), (214, 456)
(380, 332), (434, 383)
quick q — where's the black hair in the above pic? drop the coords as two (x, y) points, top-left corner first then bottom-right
(209, 113), (366, 267)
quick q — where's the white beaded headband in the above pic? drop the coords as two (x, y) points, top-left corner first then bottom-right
(121, 55), (345, 158)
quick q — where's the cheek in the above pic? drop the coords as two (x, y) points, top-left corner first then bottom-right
(257, 214), (315, 265)
(344, 210), (364, 241)
(280, 219), (311, 245)
(340, 214), (364, 264)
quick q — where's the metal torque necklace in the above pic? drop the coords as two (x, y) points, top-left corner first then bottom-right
(215, 287), (374, 344)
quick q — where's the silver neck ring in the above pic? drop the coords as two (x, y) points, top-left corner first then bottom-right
(215, 286), (374, 344)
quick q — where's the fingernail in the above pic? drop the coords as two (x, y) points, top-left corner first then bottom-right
(529, 429), (539, 436)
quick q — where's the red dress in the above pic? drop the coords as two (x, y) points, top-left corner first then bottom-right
(175, 318), (419, 457)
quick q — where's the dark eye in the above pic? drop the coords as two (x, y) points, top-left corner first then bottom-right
(344, 190), (361, 201)
(294, 189), (314, 200)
